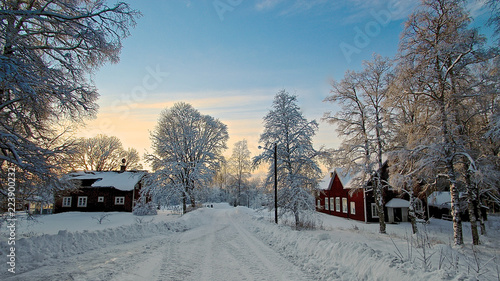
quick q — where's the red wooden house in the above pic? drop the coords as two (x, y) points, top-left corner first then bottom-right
(316, 168), (367, 222)
(54, 170), (147, 213)
(316, 166), (427, 223)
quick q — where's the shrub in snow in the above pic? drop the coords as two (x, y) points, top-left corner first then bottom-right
(91, 213), (111, 224)
(133, 200), (157, 216)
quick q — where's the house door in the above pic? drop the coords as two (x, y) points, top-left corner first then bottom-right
(394, 208), (402, 222)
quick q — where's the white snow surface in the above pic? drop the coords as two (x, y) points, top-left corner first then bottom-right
(385, 198), (410, 208)
(67, 171), (146, 191)
(1, 204), (499, 280)
(318, 168), (362, 190)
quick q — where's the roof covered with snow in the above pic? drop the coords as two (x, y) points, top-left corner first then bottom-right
(67, 171), (147, 191)
(385, 198), (409, 208)
(317, 168), (364, 190)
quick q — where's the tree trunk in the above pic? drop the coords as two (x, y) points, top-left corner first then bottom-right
(467, 193), (480, 245)
(182, 193), (187, 215)
(409, 191), (418, 234)
(375, 180), (386, 234)
(479, 203), (487, 235)
(295, 210), (300, 229)
(450, 180), (464, 245)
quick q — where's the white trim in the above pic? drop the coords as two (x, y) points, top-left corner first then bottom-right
(342, 198), (348, 213)
(115, 196), (125, 205)
(371, 203), (379, 218)
(415, 198), (423, 212)
(335, 197), (341, 212)
(324, 197), (329, 210)
(98, 196), (104, 203)
(350, 201), (356, 215)
(77, 196), (87, 207)
(62, 197), (72, 207)
(329, 197), (334, 212)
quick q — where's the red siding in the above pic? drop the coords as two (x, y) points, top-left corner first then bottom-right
(316, 174), (366, 222)
(54, 187), (137, 213)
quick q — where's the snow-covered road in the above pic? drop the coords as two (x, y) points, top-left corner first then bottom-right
(6, 206), (314, 281)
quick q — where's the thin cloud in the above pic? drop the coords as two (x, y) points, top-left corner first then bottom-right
(255, 0), (284, 11)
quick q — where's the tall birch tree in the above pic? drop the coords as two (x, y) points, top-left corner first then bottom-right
(395, 0), (493, 245)
(323, 54), (393, 234)
(228, 139), (251, 206)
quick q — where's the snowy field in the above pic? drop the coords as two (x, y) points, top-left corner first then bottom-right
(1, 204), (499, 280)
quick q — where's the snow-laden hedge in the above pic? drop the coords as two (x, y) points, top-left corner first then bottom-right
(1, 218), (195, 274)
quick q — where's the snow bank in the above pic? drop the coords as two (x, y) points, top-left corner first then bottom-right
(248, 221), (430, 280)
(248, 209), (500, 281)
(0, 212), (202, 274)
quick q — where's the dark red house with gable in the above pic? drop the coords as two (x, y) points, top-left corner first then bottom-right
(54, 170), (147, 213)
(316, 165), (428, 223)
(316, 168), (367, 222)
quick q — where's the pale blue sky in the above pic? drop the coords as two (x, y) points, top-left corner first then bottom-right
(79, 0), (492, 162)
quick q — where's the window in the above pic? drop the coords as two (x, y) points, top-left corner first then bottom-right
(324, 198), (329, 210)
(98, 196), (104, 203)
(115, 197), (125, 205)
(77, 196), (87, 207)
(335, 197), (341, 212)
(330, 198), (334, 212)
(350, 202), (356, 215)
(317, 199), (321, 209)
(342, 198), (348, 213)
(62, 197), (72, 207)
(414, 198), (423, 213)
(371, 203), (379, 218)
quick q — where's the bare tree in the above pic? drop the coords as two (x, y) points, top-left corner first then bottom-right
(323, 54), (393, 234)
(145, 102), (228, 214)
(228, 139), (252, 206)
(395, 0), (494, 245)
(71, 134), (143, 171)
(0, 0), (139, 204)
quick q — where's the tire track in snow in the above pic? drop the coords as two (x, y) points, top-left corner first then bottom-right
(5, 207), (314, 281)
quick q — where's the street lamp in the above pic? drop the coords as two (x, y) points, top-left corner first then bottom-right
(258, 142), (278, 224)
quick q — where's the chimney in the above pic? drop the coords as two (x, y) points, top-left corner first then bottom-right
(120, 158), (126, 172)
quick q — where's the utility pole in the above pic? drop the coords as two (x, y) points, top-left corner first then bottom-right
(274, 142), (278, 224)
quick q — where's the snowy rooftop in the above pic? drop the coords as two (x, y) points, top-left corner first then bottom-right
(67, 171), (146, 191)
(385, 198), (409, 208)
(318, 168), (364, 190)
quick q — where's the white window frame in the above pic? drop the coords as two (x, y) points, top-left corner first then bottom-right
(350, 201), (356, 215)
(342, 198), (348, 213)
(98, 196), (104, 203)
(329, 198), (334, 211)
(115, 196), (125, 205)
(371, 203), (379, 218)
(414, 198), (423, 213)
(336, 197), (341, 212)
(324, 198), (329, 210)
(317, 199), (321, 209)
(77, 196), (87, 207)
(62, 197), (72, 207)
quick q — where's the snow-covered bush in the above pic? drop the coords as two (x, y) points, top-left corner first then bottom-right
(133, 200), (157, 216)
